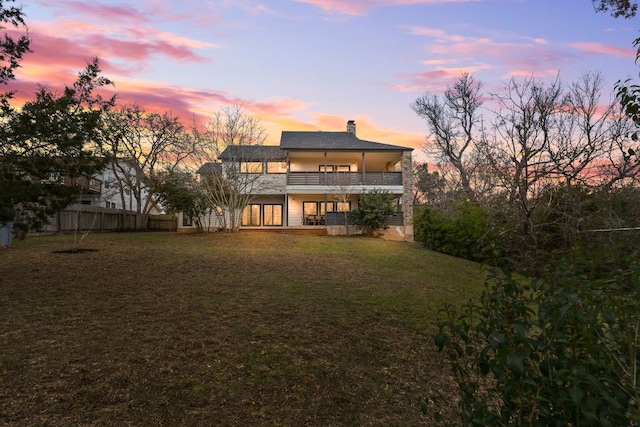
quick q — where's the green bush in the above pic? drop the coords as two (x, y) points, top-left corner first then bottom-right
(531, 186), (640, 270)
(349, 189), (397, 236)
(431, 255), (640, 426)
(414, 200), (497, 263)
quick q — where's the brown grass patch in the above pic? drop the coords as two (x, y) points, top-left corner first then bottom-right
(0, 232), (485, 426)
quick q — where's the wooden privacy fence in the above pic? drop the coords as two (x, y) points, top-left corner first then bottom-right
(38, 204), (176, 233)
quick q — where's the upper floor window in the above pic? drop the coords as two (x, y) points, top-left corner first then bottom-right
(336, 201), (351, 212)
(319, 165), (350, 172)
(267, 161), (287, 174)
(241, 161), (263, 174)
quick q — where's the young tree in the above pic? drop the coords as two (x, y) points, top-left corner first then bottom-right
(0, 58), (115, 235)
(326, 171), (356, 234)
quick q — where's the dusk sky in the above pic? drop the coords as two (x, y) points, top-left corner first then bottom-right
(10, 0), (640, 155)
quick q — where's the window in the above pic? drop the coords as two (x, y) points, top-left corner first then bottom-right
(303, 202), (318, 216)
(263, 204), (283, 226)
(321, 201), (335, 215)
(337, 201), (351, 212)
(267, 161), (287, 174)
(241, 161), (263, 174)
(242, 204), (261, 226)
(183, 213), (193, 227)
(319, 165), (351, 172)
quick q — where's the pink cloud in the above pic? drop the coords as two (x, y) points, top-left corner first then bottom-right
(247, 98), (312, 117)
(35, 0), (219, 26)
(292, 0), (478, 16)
(83, 34), (210, 63)
(403, 25), (465, 42)
(40, 1), (150, 23)
(400, 25), (581, 91)
(569, 42), (634, 58)
(390, 61), (493, 93)
(14, 20), (214, 84)
(392, 69), (467, 92)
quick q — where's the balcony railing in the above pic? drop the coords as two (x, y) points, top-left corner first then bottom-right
(325, 212), (404, 226)
(287, 171), (402, 186)
(65, 176), (102, 194)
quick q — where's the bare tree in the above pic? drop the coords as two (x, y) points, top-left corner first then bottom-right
(598, 111), (640, 188)
(196, 106), (268, 232)
(481, 76), (564, 236)
(192, 105), (267, 165)
(104, 103), (195, 229)
(412, 73), (487, 200)
(328, 171), (356, 235)
(545, 72), (619, 186)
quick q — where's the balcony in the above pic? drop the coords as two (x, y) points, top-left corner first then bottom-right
(65, 176), (102, 194)
(287, 171), (402, 186)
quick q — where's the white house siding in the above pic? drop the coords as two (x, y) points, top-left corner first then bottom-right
(288, 197), (303, 226)
(77, 163), (152, 213)
(178, 211), (220, 232)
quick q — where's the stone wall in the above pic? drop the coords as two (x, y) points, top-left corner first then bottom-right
(401, 150), (414, 242)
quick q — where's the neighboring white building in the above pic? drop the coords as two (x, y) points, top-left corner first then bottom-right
(179, 120), (414, 241)
(76, 160), (158, 214)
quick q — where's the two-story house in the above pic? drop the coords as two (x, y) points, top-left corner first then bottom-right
(180, 121), (414, 241)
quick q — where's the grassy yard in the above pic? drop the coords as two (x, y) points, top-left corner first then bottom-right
(0, 231), (486, 426)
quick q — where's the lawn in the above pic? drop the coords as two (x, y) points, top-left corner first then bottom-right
(0, 231), (486, 426)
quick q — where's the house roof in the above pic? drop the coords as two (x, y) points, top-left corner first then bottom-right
(196, 162), (222, 175)
(219, 145), (286, 161)
(280, 131), (413, 152)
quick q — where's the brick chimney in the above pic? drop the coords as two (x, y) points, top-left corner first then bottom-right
(346, 120), (356, 136)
